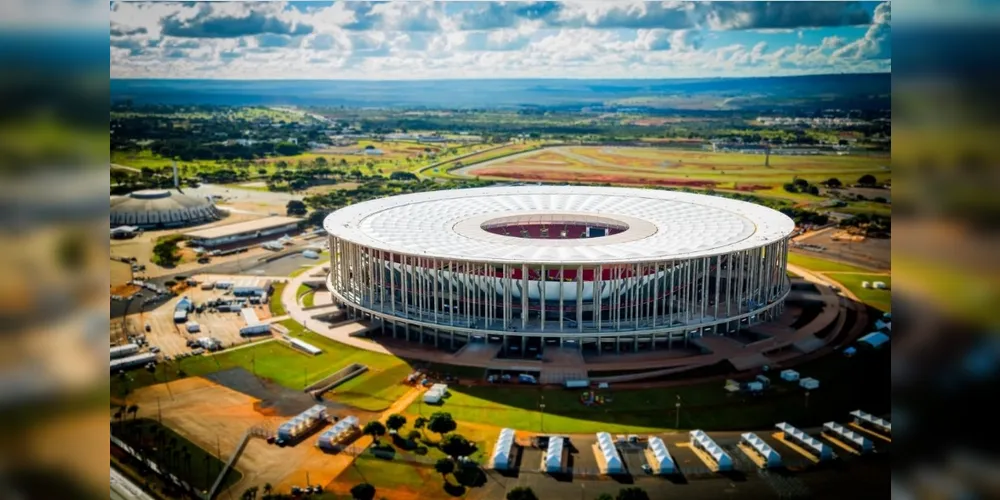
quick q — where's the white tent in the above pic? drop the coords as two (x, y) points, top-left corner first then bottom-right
(491, 428), (515, 470)
(595, 432), (624, 474)
(823, 422), (873, 453)
(780, 369), (800, 382)
(690, 430), (732, 471)
(775, 422), (833, 461)
(647, 436), (675, 474)
(740, 432), (782, 468)
(545, 437), (564, 473)
(850, 410), (891, 434)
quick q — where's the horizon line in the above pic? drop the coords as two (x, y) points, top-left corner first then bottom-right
(110, 71), (890, 82)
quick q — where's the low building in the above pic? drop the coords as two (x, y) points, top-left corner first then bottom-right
(183, 216), (301, 249)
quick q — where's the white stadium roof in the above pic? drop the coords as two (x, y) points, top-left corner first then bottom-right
(324, 186), (795, 264)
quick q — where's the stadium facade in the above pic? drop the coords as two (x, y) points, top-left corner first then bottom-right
(324, 186), (795, 354)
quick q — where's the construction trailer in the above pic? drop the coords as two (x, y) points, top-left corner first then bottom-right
(775, 422), (833, 461)
(780, 369), (800, 382)
(690, 430), (732, 471)
(316, 415), (359, 451)
(277, 405), (328, 443)
(823, 422), (873, 453)
(595, 432), (624, 474)
(564, 379), (589, 389)
(239, 308), (272, 337)
(185, 322), (201, 333)
(850, 410), (891, 435)
(111, 352), (157, 372)
(740, 433), (782, 468)
(545, 437), (565, 473)
(110, 343), (140, 359)
(646, 436), (676, 474)
(799, 377), (820, 390)
(491, 428), (516, 470)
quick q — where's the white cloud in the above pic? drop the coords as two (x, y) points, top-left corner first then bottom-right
(109, 1), (890, 79)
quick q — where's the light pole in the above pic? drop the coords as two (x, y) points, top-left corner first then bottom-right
(675, 395), (681, 429)
(539, 402), (546, 433)
(805, 391), (810, 409)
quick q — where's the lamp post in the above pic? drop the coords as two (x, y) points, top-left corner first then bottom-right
(675, 394), (682, 429)
(805, 391), (810, 409)
(539, 402), (546, 433)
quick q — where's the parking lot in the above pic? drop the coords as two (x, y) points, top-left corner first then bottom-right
(125, 277), (280, 358)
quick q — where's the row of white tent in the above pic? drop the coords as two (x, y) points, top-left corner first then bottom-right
(424, 384), (448, 404)
(317, 415), (359, 451)
(545, 436), (565, 473)
(776, 422), (834, 461)
(647, 436), (675, 474)
(491, 428), (515, 470)
(823, 422), (874, 453)
(741, 433), (782, 468)
(596, 432), (624, 474)
(690, 429), (733, 471)
(851, 409), (891, 435)
(277, 405), (328, 441)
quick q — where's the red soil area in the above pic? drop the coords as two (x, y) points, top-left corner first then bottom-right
(473, 167), (718, 189)
(734, 184), (771, 191)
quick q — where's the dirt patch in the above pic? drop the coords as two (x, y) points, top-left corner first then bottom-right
(733, 184), (770, 192)
(203, 367), (355, 417)
(472, 167), (718, 189)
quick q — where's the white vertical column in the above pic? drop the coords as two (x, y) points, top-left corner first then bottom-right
(558, 265), (565, 332)
(595, 265), (603, 332)
(540, 264), (546, 332)
(521, 264), (529, 330)
(576, 265), (584, 332)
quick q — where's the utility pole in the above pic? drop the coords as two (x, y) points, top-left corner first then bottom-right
(157, 396), (162, 424)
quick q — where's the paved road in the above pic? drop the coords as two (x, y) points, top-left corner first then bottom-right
(111, 466), (155, 500)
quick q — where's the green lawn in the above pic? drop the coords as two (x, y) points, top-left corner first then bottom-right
(269, 282), (287, 316)
(178, 321), (408, 393)
(289, 265), (313, 278)
(827, 273), (892, 312)
(303, 291), (316, 308)
(788, 252), (877, 273)
(405, 346), (890, 433)
(113, 418), (242, 492)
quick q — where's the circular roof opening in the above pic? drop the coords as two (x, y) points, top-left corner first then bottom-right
(129, 189), (172, 199)
(480, 214), (629, 240)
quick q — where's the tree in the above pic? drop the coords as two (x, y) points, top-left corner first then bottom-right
(793, 178), (809, 189)
(389, 171), (418, 181)
(440, 434), (475, 458)
(362, 421), (386, 442)
(435, 457), (455, 477)
(263, 483), (273, 498)
(616, 487), (650, 500)
(782, 182), (797, 193)
(807, 185), (820, 196)
(275, 160), (288, 169)
(350, 482), (376, 500)
(414, 417), (427, 430)
(241, 486), (259, 500)
(824, 177), (842, 188)
(595, 494), (614, 500)
(286, 200), (307, 216)
(407, 430), (421, 442)
(427, 412), (457, 439)
(857, 174), (877, 186)
(315, 156), (328, 166)
(128, 404), (140, 423)
(386, 414), (407, 432)
(507, 486), (539, 500)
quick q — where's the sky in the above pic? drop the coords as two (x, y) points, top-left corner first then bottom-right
(109, 1), (891, 80)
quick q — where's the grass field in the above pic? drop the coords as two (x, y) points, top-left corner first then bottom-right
(269, 282), (287, 316)
(114, 418), (242, 492)
(827, 273), (892, 312)
(178, 321), (408, 394)
(404, 345), (889, 433)
(329, 421), (495, 498)
(788, 252), (876, 273)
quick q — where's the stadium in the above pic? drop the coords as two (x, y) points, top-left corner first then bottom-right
(324, 186), (795, 355)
